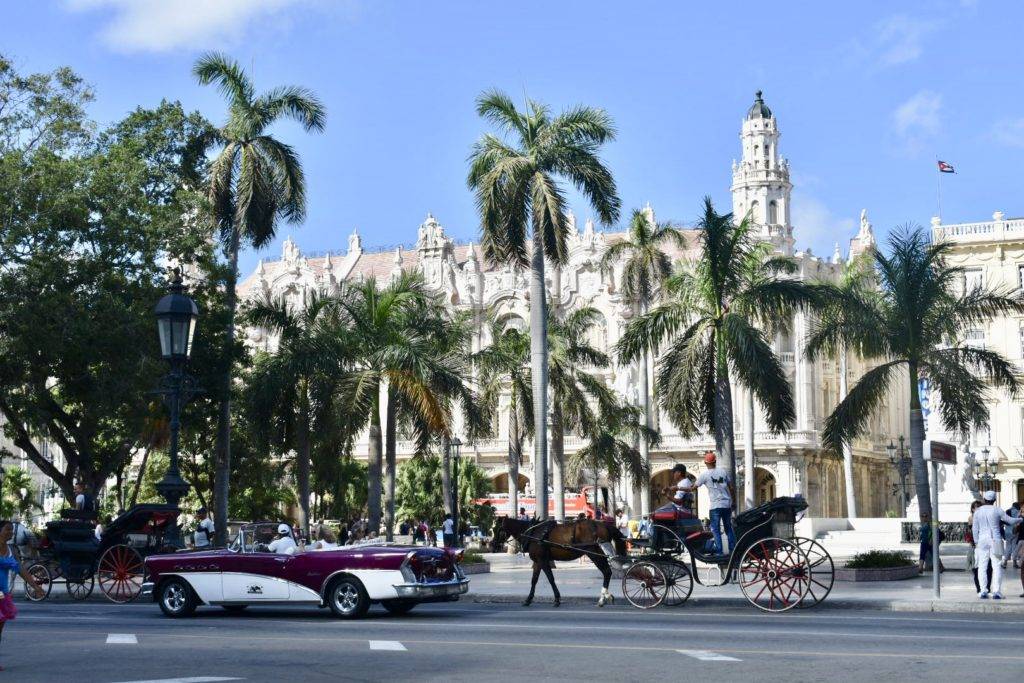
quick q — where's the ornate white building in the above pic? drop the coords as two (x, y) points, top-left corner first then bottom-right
(238, 92), (911, 520)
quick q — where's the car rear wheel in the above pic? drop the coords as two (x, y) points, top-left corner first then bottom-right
(158, 578), (197, 618)
(381, 599), (416, 615)
(327, 577), (369, 619)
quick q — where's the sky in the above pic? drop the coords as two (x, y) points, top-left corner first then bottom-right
(6, 0), (1024, 275)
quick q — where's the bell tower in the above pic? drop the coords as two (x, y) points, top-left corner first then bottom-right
(731, 90), (794, 255)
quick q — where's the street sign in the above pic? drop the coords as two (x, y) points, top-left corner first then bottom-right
(925, 440), (956, 465)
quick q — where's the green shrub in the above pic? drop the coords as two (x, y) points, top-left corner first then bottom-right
(844, 550), (914, 569)
(460, 551), (487, 565)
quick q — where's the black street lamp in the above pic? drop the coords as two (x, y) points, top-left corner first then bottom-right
(450, 437), (462, 546)
(975, 447), (996, 492)
(153, 270), (199, 548)
(887, 436), (912, 511)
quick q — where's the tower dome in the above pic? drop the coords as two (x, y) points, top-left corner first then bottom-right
(746, 90), (773, 120)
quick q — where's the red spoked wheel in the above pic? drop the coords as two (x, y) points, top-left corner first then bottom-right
(98, 545), (145, 603)
(738, 538), (810, 612)
(621, 561), (667, 609)
(793, 537), (835, 609)
(65, 573), (94, 601)
(24, 563), (51, 602)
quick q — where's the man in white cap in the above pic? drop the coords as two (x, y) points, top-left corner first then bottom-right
(268, 524), (298, 556)
(973, 491), (1022, 599)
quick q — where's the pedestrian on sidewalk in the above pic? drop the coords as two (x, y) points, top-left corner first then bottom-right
(0, 520), (44, 671)
(442, 514), (456, 548)
(918, 512), (945, 573)
(1002, 502), (1021, 569)
(967, 501), (991, 595)
(695, 452), (735, 554)
(974, 490), (1022, 599)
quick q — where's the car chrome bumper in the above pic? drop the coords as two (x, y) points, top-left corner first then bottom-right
(141, 582), (154, 598)
(393, 578), (469, 599)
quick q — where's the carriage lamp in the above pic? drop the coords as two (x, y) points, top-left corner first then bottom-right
(152, 269), (200, 548)
(451, 437), (463, 545)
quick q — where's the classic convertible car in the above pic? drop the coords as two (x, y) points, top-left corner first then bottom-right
(142, 522), (469, 619)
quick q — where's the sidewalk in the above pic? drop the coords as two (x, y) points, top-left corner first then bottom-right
(469, 552), (1024, 613)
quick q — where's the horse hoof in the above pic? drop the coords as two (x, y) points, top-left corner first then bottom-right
(522, 600), (532, 607)
(553, 600), (560, 608)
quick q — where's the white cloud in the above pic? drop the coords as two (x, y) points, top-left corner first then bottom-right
(892, 90), (942, 151)
(791, 193), (856, 257)
(873, 14), (939, 67)
(65, 0), (302, 52)
(990, 118), (1024, 149)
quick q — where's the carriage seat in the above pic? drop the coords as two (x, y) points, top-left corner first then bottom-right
(685, 530), (713, 544)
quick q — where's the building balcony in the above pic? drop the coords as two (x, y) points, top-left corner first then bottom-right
(932, 212), (1024, 245)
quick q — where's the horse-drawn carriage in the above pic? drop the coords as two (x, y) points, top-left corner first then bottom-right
(619, 496), (834, 612)
(25, 504), (180, 603)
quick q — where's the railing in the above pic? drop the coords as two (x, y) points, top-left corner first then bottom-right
(932, 216), (1024, 244)
(780, 351), (795, 364)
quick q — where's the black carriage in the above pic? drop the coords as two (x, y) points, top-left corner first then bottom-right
(619, 497), (834, 612)
(25, 504), (180, 604)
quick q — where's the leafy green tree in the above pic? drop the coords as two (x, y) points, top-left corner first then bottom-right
(468, 90), (621, 519)
(0, 467), (41, 521)
(395, 455), (489, 528)
(810, 229), (1024, 521)
(617, 198), (822, 499)
(193, 52), (325, 545)
(601, 208), (682, 514)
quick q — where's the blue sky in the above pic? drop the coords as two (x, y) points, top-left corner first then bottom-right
(7, 1), (1023, 275)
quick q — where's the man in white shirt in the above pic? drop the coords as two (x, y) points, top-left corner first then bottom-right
(973, 491), (1022, 599)
(193, 507), (214, 549)
(695, 452), (735, 554)
(267, 524), (297, 555)
(442, 514), (456, 548)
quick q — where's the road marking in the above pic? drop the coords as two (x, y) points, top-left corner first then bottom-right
(109, 678), (243, 683)
(677, 649), (740, 662)
(106, 633), (137, 644)
(369, 640), (407, 651)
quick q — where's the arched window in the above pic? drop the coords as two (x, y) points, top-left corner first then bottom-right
(764, 143), (770, 158)
(753, 144), (759, 158)
(768, 200), (778, 224)
(749, 200), (760, 222)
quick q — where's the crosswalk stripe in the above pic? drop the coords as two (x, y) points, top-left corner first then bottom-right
(106, 633), (138, 644)
(369, 640), (407, 651)
(677, 649), (740, 661)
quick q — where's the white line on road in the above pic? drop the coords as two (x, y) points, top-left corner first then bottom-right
(106, 633), (138, 644)
(677, 649), (741, 662)
(109, 678), (243, 683)
(369, 640), (407, 651)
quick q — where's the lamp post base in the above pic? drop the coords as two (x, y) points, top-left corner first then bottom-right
(155, 473), (190, 549)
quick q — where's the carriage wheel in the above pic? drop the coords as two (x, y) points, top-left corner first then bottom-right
(738, 537), (809, 612)
(65, 574), (95, 601)
(793, 537), (835, 609)
(660, 560), (693, 607)
(621, 561), (667, 609)
(24, 563), (51, 602)
(98, 545), (145, 604)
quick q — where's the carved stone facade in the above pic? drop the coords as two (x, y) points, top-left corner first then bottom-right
(238, 92), (909, 519)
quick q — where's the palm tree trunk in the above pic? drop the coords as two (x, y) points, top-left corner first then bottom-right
(839, 347), (857, 518)
(213, 225), (240, 546)
(713, 342), (738, 510)
(638, 346), (652, 516)
(744, 388), (755, 510)
(509, 401), (520, 517)
(529, 232), (549, 520)
(441, 434), (453, 515)
(296, 384), (311, 540)
(367, 388), (383, 534)
(909, 364), (931, 522)
(384, 386), (397, 542)
(551, 402), (565, 521)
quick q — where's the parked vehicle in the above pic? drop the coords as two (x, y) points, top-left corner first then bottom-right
(142, 521), (469, 619)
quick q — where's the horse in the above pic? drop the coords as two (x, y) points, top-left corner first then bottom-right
(499, 516), (626, 608)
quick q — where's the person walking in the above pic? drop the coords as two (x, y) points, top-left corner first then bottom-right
(918, 512), (945, 573)
(442, 514), (456, 548)
(967, 501), (991, 594)
(974, 490), (1022, 599)
(695, 452), (735, 554)
(0, 520), (44, 671)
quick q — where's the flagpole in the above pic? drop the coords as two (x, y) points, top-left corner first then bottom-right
(936, 157), (942, 222)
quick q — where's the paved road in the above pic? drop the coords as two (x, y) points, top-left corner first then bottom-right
(3, 599), (1021, 681)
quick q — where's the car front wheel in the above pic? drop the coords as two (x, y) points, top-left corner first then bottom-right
(327, 577), (369, 619)
(158, 578), (197, 618)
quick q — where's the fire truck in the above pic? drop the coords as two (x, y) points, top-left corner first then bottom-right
(474, 486), (614, 520)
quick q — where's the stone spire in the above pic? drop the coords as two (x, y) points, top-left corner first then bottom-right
(566, 209), (576, 233)
(832, 243), (843, 264)
(849, 209), (876, 258)
(348, 228), (362, 254)
(642, 201), (655, 226)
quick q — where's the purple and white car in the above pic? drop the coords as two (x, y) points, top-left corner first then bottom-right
(142, 522), (468, 619)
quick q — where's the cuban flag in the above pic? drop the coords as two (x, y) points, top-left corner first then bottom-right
(937, 160), (955, 173)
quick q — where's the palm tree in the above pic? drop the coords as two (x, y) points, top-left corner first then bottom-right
(810, 254), (875, 517)
(601, 207), (684, 514)
(194, 52), (326, 545)
(475, 320), (533, 516)
(811, 228), (1024, 522)
(468, 90), (621, 519)
(617, 197), (822, 500)
(244, 290), (344, 538)
(337, 271), (453, 537)
(548, 306), (618, 520)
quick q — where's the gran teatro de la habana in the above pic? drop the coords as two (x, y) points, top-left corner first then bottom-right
(240, 92), (1019, 531)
